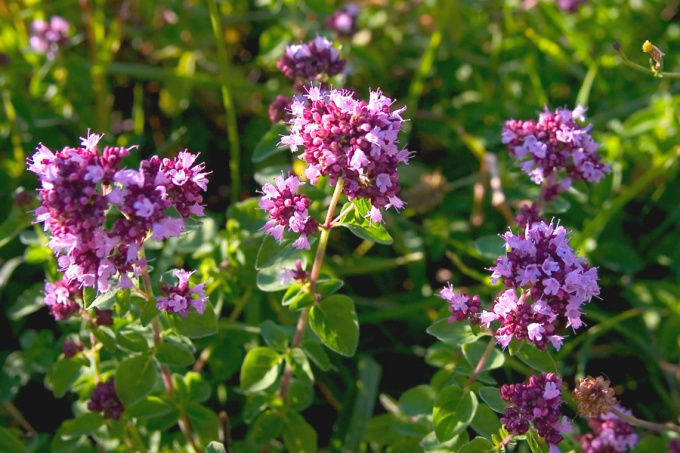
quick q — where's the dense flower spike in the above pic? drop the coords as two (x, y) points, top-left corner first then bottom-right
(88, 378), (124, 420)
(281, 86), (410, 222)
(326, 5), (359, 37)
(573, 376), (617, 418)
(439, 284), (481, 324)
(156, 269), (208, 317)
(28, 133), (208, 293)
(482, 220), (600, 349)
(44, 279), (82, 320)
(500, 373), (571, 453)
(578, 405), (638, 452)
(276, 37), (347, 81)
(502, 106), (609, 200)
(30, 16), (70, 59)
(259, 174), (319, 250)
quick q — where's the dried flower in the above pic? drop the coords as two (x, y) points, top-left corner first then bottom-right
(642, 40), (665, 72)
(156, 269), (208, 317)
(88, 377), (124, 420)
(281, 86), (411, 223)
(502, 106), (610, 200)
(573, 376), (617, 418)
(578, 404), (638, 452)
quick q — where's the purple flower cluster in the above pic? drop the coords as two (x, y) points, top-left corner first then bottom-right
(502, 106), (609, 200)
(670, 439), (680, 453)
(157, 269), (208, 317)
(326, 5), (359, 37)
(439, 284), (481, 323)
(556, 0), (587, 12)
(281, 86), (410, 223)
(28, 133), (208, 294)
(500, 373), (571, 453)
(88, 378), (124, 420)
(30, 16), (70, 59)
(482, 221), (600, 349)
(62, 340), (84, 359)
(280, 260), (310, 285)
(259, 174), (319, 250)
(44, 279), (82, 320)
(578, 405), (638, 452)
(276, 36), (347, 82)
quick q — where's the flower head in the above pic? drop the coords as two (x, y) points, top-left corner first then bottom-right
(500, 373), (570, 452)
(502, 106), (609, 200)
(156, 269), (208, 317)
(44, 279), (82, 320)
(573, 376), (617, 418)
(439, 284), (481, 324)
(281, 86), (410, 222)
(326, 5), (359, 37)
(642, 40), (665, 71)
(88, 377), (124, 420)
(62, 340), (84, 359)
(578, 405), (638, 452)
(276, 37), (347, 82)
(483, 220), (600, 349)
(30, 16), (70, 59)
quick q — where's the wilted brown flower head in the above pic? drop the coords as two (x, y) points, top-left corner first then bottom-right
(573, 376), (617, 418)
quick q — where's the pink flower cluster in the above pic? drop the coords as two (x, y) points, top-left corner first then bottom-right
(259, 174), (319, 250)
(483, 221), (600, 350)
(44, 279), (82, 320)
(500, 373), (571, 453)
(326, 5), (359, 37)
(276, 36), (347, 82)
(578, 405), (638, 452)
(502, 106), (609, 200)
(281, 86), (410, 223)
(88, 377), (124, 420)
(156, 269), (208, 317)
(30, 16), (70, 59)
(439, 284), (481, 323)
(28, 132), (208, 294)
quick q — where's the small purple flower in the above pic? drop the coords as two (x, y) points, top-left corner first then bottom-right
(88, 377), (124, 420)
(483, 220), (600, 349)
(156, 269), (208, 317)
(502, 106), (609, 200)
(326, 5), (359, 37)
(269, 95), (292, 123)
(62, 340), (84, 359)
(280, 260), (309, 285)
(439, 284), (480, 324)
(281, 86), (411, 222)
(95, 309), (114, 326)
(556, 0), (587, 12)
(276, 36), (347, 82)
(669, 439), (680, 453)
(578, 405), (638, 452)
(44, 279), (82, 320)
(30, 16), (70, 59)
(500, 373), (571, 453)
(259, 174), (319, 250)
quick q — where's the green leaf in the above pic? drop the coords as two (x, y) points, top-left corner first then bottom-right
(338, 200), (393, 244)
(49, 357), (85, 398)
(301, 340), (331, 371)
(315, 278), (344, 298)
(433, 385), (478, 442)
(256, 257), (308, 292)
(288, 348), (314, 385)
(171, 301), (218, 338)
(60, 412), (106, 439)
(309, 295), (359, 357)
(86, 288), (118, 310)
(126, 396), (174, 419)
(115, 354), (159, 407)
(204, 441), (227, 453)
(474, 235), (505, 260)
(93, 326), (117, 353)
(260, 320), (290, 352)
(185, 371), (211, 403)
(156, 338), (195, 367)
(186, 402), (219, 443)
(139, 297), (158, 327)
(7, 284), (44, 320)
(426, 319), (480, 347)
(240, 347), (281, 393)
(256, 234), (313, 270)
(0, 218), (30, 250)
(470, 404), (501, 438)
(83, 287), (97, 308)
(0, 427), (26, 453)
(462, 341), (504, 371)
(282, 410), (317, 453)
(526, 431), (547, 453)
(252, 123), (289, 162)
(398, 385), (436, 417)
(0, 257), (25, 291)
(248, 410), (284, 446)
(282, 284), (316, 310)
(514, 343), (557, 374)
(477, 387), (506, 413)
(116, 329), (150, 353)
(421, 431), (470, 453)
(457, 437), (494, 453)
(287, 379), (314, 411)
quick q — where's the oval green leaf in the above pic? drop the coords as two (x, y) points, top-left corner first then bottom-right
(115, 354), (159, 407)
(433, 385), (478, 442)
(426, 319), (480, 347)
(309, 295), (359, 357)
(240, 347), (281, 393)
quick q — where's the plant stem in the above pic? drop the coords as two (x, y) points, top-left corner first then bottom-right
(613, 42), (680, 78)
(610, 407), (680, 434)
(3, 401), (37, 436)
(466, 335), (498, 389)
(279, 179), (345, 400)
(207, 0), (241, 204)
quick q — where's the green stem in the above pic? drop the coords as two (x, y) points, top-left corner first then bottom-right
(3, 401), (37, 436)
(279, 179), (345, 400)
(208, 0), (241, 204)
(610, 407), (680, 434)
(466, 335), (498, 389)
(0, 87), (25, 179)
(80, 0), (109, 131)
(613, 42), (680, 78)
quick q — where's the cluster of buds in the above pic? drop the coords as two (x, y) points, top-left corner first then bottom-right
(276, 36), (347, 83)
(439, 284), (481, 324)
(500, 373), (571, 453)
(29, 16), (70, 59)
(483, 221), (600, 350)
(157, 269), (209, 318)
(28, 133), (208, 316)
(502, 106), (610, 200)
(88, 378), (124, 420)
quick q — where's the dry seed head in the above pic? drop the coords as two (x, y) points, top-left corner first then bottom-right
(573, 376), (617, 418)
